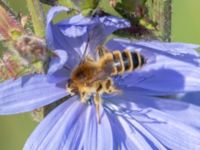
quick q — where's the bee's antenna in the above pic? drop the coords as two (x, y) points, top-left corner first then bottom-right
(80, 30), (96, 63)
(64, 65), (71, 71)
(81, 36), (90, 62)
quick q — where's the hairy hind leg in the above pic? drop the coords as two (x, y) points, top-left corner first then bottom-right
(103, 78), (121, 94)
(94, 92), (102, 124)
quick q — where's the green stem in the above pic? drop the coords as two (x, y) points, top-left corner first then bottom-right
(25, 0), (45, 37)
(146, 0), (172, 41)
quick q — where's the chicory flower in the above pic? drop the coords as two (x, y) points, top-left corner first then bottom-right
(0, 6), (200, 150)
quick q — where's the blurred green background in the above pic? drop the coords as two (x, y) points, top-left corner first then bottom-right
(172, 0), (200, 44)
(0, 0), (200, 150)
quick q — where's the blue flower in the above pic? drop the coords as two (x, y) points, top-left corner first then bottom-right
(1, 6), (200, 150)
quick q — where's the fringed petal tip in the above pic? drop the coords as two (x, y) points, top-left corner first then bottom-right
(46, 6), (71, 25)
(100, 15), (130, 30)
(57, 15), (130, 39)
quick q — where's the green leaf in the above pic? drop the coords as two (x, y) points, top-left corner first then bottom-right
(40, 0), (57, 6)
(78, 0), (100, 16)
(10, 30), (22, 40)
(99, 0), (121, 17)
(119, 0), (137, 11)
(80, 0), (100, 10)
(58, 0), (74, 8)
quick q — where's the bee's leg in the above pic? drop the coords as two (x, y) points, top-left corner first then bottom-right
(85, 56), (95, 62)
(80, 91), (91, 103)
(103, 78), (121, 94)
(96, 45), (109, 58)
(94, 83), (103, 123)
(80, 92), (87, 102)
(94, 92), (101, 124)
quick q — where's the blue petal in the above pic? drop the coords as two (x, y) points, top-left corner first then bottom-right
(46, 6), (130, 67)
(106, 91), (200, 129)
(47, 49), (68, 75)
(133, 40), (200, 58)
(105, 109), (166, 150)
(105, 94), (200, 149)
(0, 74), (67, 114)
(46, 49), (69, 83)
(138, 109), (200, 150)
(117, 115), (166, 150)
(100, 16), (130, 34)
(104, 111), (127, 150)
(58, 13), (98, 27)
(82, 104), (114, 150)
(24, 97), (113, 150)
(47, 67), (70, 83)
(46, 6), (71, 49)
(23, 97), (80, 150)
(180, 91), (200, 106)
(46, 6), (81, 68)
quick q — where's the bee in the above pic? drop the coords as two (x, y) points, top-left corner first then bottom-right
(67, 45), (146, 123)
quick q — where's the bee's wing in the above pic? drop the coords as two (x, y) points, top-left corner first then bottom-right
(89, 61), (113, 84)
(80, 36), (91, 63)
(80, 25), (107, 62)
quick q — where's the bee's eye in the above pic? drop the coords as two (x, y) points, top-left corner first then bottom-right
(67, 79), (72, 86)
(76, 71), (86, 79)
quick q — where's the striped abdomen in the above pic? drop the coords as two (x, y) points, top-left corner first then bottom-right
(111, 50), (145, 75)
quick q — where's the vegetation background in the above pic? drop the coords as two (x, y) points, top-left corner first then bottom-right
(0, 0), (200, 149)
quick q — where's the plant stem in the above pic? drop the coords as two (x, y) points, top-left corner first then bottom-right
(25, 0), (45, 37)
(146, 0), (172, 41)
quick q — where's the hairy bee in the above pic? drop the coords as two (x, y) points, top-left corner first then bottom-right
(67, 46), (146, 122)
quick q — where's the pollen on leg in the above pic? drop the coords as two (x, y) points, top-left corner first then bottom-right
(105, 79), (112, 89)
(96, 84), (103, 92)
(80, 91), (87, 103)
(102, 78), (117, 94)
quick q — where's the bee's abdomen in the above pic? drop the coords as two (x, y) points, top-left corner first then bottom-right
(112, 50), (145, 75)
